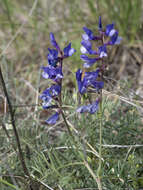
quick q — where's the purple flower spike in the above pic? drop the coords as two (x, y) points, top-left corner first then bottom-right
(46, 112), (59, 125)
(50, 32), (60, 51)
(98, 16), (102, 31)
(63, 43), (76, 57)
(77, 100), (99, 114)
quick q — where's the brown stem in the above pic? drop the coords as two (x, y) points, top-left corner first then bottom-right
(0, 66), (30, 177)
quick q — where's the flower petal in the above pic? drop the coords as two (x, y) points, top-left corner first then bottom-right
(40, 85), (61, 101)
(76, 69), (87, 94)
(47, 48), (58, 67)
(76, 68), (103, 94)
(41, 66), (63, 81)
(105, 23), (114, 36)
(50, 32), (60, 50)
(109, 29), (116, 37)
(89, 100), (99, 114)
(83, 62), (94, 68)
(50, 84), (61, 96)
(46, 112), (59, 125)
(63, 43), (76, 57)
(114, 36), (122, 44)
(109, 31), (118, 45)
(91, 81), (104, 90)
(77, 100), (99, 114)
(80, 55), (100, 64)
(82, 33), (89, 41)
(98, 45), (108, 58)
(84, 69), (100, 81)
(83, 27), (94, 40)
(81, 40), (97, 55)
(42, 98), (52, 109)
(76, 105), (90, 113)
(40, 91), (52, 109)
(80, 46), (88, 54)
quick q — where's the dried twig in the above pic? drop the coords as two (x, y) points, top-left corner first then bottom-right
(101, 144), (143, 148)
(0, 66), (30, 177)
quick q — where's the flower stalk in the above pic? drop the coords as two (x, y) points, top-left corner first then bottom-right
(40, 32), (76, 127)
(76, 16), (122, 188)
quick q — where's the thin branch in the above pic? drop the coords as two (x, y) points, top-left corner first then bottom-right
(0, 66), (30, 177)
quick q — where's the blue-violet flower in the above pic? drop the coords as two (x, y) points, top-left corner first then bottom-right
(40, 32), (76, 124)
(77, 99), (99, 114)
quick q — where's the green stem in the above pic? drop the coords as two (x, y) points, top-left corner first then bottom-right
(97, 34), (104, 185)
(97, 96), (102, 177)
(58, 58), (75, 141)
(60, 107), (73, 138)
(97, 90), (103, 190)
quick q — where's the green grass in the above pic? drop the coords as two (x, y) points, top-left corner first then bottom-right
(0, 92), (143, 189)
(0, 0), (143, 189)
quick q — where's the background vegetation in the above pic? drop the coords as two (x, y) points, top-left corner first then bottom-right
(0, 0), (143, 189)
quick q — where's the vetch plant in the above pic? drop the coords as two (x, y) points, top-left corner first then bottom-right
(40, 17), (121, 189)
(75, 16), (122, 188)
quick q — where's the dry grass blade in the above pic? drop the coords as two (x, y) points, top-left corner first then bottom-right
(30, 174), (54, 190)
(84, 161), (102, 190)
(103, 89), (143, 111)
(53, 146), (102, 158)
